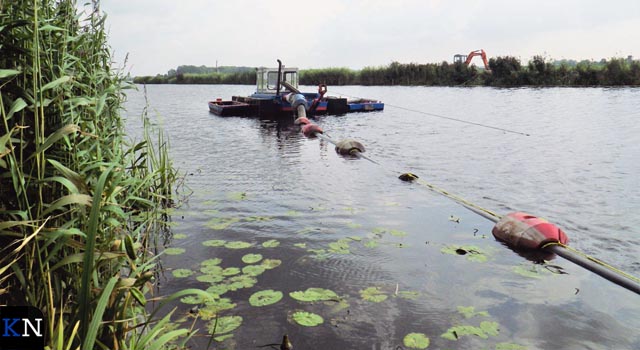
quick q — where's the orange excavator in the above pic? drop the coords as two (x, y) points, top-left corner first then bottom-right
(453, 49), (490, 71)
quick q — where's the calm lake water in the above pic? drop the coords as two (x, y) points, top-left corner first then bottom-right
(123, 84), (640, 349)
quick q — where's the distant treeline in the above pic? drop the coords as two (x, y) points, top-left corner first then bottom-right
(133, 56), (640, 86)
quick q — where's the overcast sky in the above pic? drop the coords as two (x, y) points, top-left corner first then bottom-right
(97, 0), (640, 77)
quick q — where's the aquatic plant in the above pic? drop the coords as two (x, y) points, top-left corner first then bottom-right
(403, 333), (430, 349)
(289, 288), (339, 302)
(242, 253), (263, 264)
(360, 287), (388, 303)
(0, 2), (204, 348)
(249, 289), (283, 307)
(291, 311), (324, 327)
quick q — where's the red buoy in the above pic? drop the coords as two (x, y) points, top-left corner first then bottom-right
(492, 212), (568, 250)
(302, 124), (323, 138)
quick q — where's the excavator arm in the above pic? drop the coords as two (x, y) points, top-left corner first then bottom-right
(463, 49), (490, 70)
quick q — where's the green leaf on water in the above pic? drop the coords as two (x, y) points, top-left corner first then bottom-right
(225, 275), (258, 291)
(242, 253), (263, 264)
(163, 247), (185, 255)
(496, 342), (527, 350)
(222, 267), (241, 276)
(200, 264), (224, 276)
(173, 233), (187, 239)
(171, 269), (194, 278)
(347, 222), (363, 229)
(360, 287), (388, 303)
(225, 241), (252, 249)
(441, 321), (499, 340)
(227, 192), (247, 201)
(441, 245), (488, 263)
(203, 239), (226, 247)
(261, 259), (282, 270)
(292, 311), (324, 327)
(397, 291), (420, 300)
(197, 274), (224, 283)
(513, 264), (545, 279)
(203, 297), (237, 314)
(390, 229), (408, 237)
(207, 315), (242, 335)
(206, 284), (230, 296)
(480, 321), (499, 337)
(242, 264), (266, 276)
(294, 243), (307, 248)
(457, 306), (490, 319)
(348, 236), (362, 241)
(244, 215), (272, 222)
(328, 239), (350, 254)
(214, 334), (234, 342)
(286, 210), (300, 216)
(249, 289), (283, 307)
(289, 288), (339, 302)
(364, 240), (379, 248)
(262, 239), (280, 248)
(206, 217), (240, 230)
(202, 258), (223, 266)
(403, 333), (430, 349)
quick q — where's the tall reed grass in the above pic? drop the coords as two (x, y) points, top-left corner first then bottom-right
(1, 1), (208, 348)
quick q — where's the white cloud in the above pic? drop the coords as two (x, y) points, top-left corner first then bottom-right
(99, 0), (640, 76)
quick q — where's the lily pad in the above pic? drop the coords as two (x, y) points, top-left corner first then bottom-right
(225, 241), (252, 249)
(173, 233), (187, 239)
(360, 287), (388, 303)
(261, 259), (282, 269)
(242, 253), (263, 264)
(403, 333), (430, 349)
(249, 289), (283, 307)
(244, 216), (272, 222)
(294, 243), (307, 248)
(290, 288), (339, 302)
(196, 274), (225, 283)
(206, 284), (230, 296)
(397, 291), (420, 300)
(206, 217), (240, 230)
(225, 275), (258, 291)
(390, 229), (408, 237)
(222, 267), (241, 276)
(262, 239), (280, 248)
(202, 258), (223, 266)
(242, 265), (266, 276)
(513, 264), (546, 279)
(214, 334), (234, 342)
(364, 240), (379, 248)
(202, 297), (236, 314)
(457, 306), (490, 319)
(328, 239), (350, 254)
(171, 269), (194, 278)
(180, 295), (203, 305)
(200, 265), (223, 275)
(226, 192), (247, 201)
(441, 321), (499, 340)
(347, 222), (363, 229)
(441, 245), (488, 263)
(203, 239), (226, 247)
(207, 315), (242, 335)
(163, 247), (185, 255)
(286, 210), (300, 216)
(292, 311), (324, 327)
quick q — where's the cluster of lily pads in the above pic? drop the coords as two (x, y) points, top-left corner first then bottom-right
(305, 226), (411, 260)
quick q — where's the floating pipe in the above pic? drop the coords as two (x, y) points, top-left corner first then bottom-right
(295, 110), (640, 295)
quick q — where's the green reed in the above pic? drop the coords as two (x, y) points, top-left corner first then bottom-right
(1, 1), (205, 348)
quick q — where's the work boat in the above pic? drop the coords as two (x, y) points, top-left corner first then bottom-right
(208, 60), (384, 119)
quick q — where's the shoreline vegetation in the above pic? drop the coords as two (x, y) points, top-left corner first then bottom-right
(134, 57), (640, 87)
(1, 1), (205, 348)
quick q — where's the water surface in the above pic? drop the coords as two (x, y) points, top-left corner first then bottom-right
(123, 84), (640, 349)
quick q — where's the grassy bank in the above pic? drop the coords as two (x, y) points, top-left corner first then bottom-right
(1, 1), (206, 348)
(135, 56), (640, 87)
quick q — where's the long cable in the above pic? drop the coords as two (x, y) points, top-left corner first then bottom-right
(330, 90), (531, 136)
(303, 119), (640, 295)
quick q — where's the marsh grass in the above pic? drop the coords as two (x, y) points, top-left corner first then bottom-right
(1, 1), (206, 348)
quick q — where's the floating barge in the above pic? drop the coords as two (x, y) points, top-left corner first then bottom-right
(208, 60), (383, 119)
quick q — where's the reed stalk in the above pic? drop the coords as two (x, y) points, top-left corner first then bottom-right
(1, 1), (199, 348)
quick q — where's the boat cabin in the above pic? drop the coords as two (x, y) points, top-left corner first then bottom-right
(255, 66), (299, 95)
